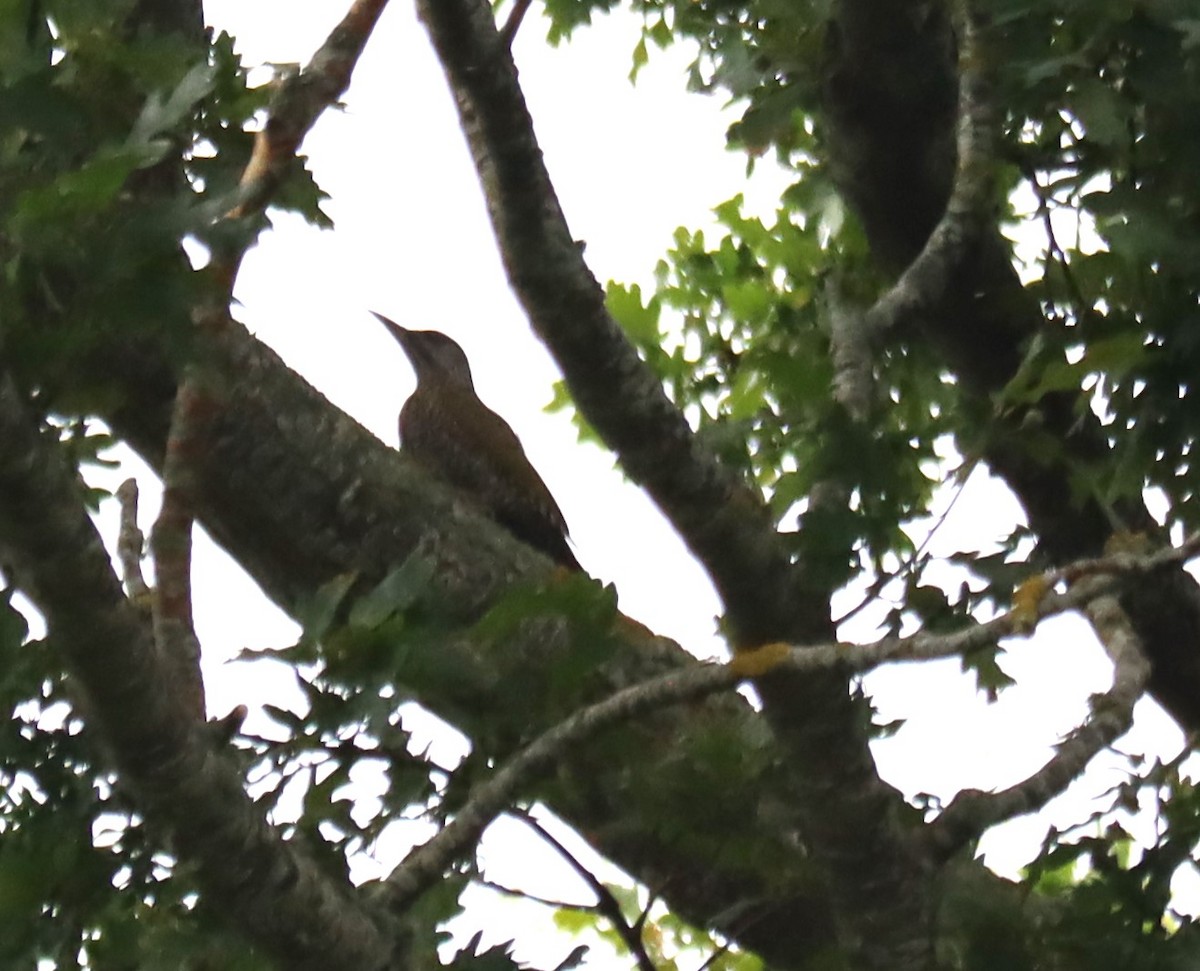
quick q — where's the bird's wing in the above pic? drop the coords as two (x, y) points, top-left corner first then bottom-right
(400, 386), (577, 566)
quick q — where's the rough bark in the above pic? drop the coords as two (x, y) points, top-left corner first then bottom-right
(416, 2), (950, 966)
(0, 371), (401, 971)
(92, 321), (845, 966)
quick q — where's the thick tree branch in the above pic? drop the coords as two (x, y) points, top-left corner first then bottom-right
(862, 0), (995, 337)
(98, 318), (840, 967)
(820, 0), (1200, 731)
(0, 371), (401, 971)
(413, 0), (823, 647)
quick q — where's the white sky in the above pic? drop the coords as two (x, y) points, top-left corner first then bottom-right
(77, 0), (1199, 964)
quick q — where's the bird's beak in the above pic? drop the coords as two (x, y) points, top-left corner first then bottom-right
(371, 311), (409, 345)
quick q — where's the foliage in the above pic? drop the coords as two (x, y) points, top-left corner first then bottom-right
(4, 0), (1200, 967)
(548, 0), (1200, 964)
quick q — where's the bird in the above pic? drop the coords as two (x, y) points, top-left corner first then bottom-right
(373, 312), (581, 571)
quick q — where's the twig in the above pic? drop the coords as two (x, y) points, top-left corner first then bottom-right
(150, 377), (210, 722)
(926, 592), (1149, 860)
(498, 0), (534, 48)
(115, 478), (151, 601)
(1027, 169), (1089, 317)
(829, 456), (981, 630)
(476, 875), (593, 912)
(512, 808), (659, 971)
(378, 661), (740, 914)
(695, 939), (734, 971)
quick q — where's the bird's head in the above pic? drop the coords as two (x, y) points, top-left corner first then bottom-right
(373, 312), (475, 391)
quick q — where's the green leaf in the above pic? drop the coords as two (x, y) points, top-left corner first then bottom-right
(629, 35), (648, 82)
(721, 278), (772, 324)
(1081, 331), (1148, 378)
(726, 367), (765, 421)
(348, 552), (436, 629)
(605, 281), (661, 347)
(127, 60), (216, 152)
(296, 572), (358, 646)
(1070, 78), (1128, 149)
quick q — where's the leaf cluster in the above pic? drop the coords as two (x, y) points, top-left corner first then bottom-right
(0, 0), (326, 417)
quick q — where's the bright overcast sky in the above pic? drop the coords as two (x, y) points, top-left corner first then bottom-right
(80, 0), (1200, 962)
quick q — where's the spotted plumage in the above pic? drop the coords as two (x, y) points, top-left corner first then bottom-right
(373, 312), (580, 571)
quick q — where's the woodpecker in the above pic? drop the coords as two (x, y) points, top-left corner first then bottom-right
(373, 312), (581, 571)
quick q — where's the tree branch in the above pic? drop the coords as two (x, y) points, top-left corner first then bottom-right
(512, 808), (659, 971)
(99, 318), (842, 967)
(149, 374), (209, 721)
(926, 593), (1150, 860)
(821, 0), (1200, 731)
(381, 660), (738, 911)
(413, 0), (822, 647)
(861, 0), (996, 338)
(115, 478), (151, 600)
(825, 280), (875, 422)
(498, 0), (535, 48)
(0, 370), (401, 971)
(226, 0), (390, 227)
(143, 0), (392, 726)
(787, 534), (1200, 673)
(377, 530), (1192, 939)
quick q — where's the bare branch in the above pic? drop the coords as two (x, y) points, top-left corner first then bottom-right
(150, 377), (210, 721)
(498, 0), (535, 48)
(512, 808), (659, 971)
(115, 478), (151, 601)
(379, 661), (738, 913)
(862, 0), (997, 338)
(475, 875), (593, 912)
(1026, 170), (1090, 316)
(0, 370), (401, 971)
(926, 593), (1150, 860)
